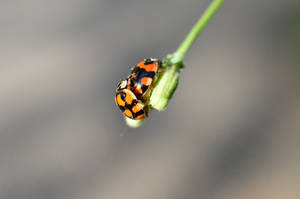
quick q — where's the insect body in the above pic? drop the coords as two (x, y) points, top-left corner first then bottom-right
(129, 58), (160, 100)
(115, 58), (161, 120)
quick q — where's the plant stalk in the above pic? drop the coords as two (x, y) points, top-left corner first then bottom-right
(170, 0), (225, 65)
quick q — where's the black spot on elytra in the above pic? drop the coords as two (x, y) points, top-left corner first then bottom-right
(118, 105), (125, 112)
(133, 109), (145, 118)
(120, 92), (126, 101)
(125, 99), (137, 110)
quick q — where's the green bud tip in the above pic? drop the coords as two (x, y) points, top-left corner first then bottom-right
(125, 117), (144, 128)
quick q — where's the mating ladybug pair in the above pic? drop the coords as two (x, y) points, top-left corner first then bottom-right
(115, 58), (161, 120)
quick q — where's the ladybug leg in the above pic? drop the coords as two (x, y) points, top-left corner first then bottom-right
(143, 103), (151, 117)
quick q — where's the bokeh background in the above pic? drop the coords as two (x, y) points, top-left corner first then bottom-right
(0, 0), (299, 198)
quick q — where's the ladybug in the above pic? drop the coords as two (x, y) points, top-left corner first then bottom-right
(115, 79), (146, 120)
(115, 58), (161, 120)
(129, 58), (161, 101)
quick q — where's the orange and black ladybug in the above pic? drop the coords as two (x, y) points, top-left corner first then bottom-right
(115, 79), (146, 120)
(115, 58), (161, 120)
(129, 58), (161, 101)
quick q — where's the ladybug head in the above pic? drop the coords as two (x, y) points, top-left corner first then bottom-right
(116, 79), (128, 92)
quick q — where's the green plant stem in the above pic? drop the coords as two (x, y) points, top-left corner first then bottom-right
(170, 0), (225, 65)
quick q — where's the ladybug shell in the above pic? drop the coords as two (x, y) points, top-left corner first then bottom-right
(115, 88), (145, 120)
(129, 58), (160, 99)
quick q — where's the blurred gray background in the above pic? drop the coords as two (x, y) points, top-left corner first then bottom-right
(0, 0), (299, 198)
